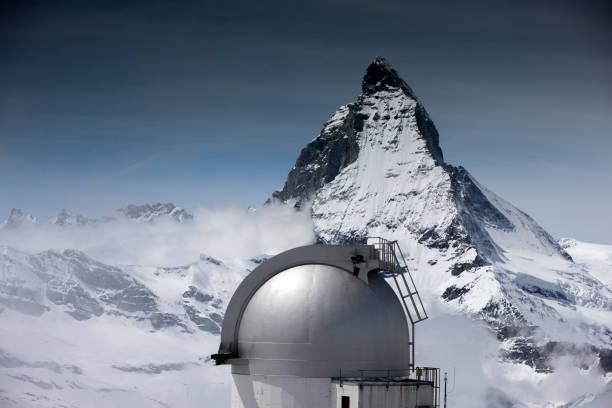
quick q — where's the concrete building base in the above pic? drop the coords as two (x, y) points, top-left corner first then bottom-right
(231, 374), (435, 408)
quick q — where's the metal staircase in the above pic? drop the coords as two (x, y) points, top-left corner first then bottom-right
(367, 237), (428, 369)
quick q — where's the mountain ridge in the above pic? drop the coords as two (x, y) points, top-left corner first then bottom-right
(0, 203), (193, 229)
(271, 57), (609, 372)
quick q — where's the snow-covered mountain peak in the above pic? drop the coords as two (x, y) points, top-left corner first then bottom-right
(48, 209), (103, 227)
(271, 57), (444, 207)
(0, 208), (37, 229)
(117, 203), (193, 223)
(362, 56), (417, 99)
(272, 57), (610, 371)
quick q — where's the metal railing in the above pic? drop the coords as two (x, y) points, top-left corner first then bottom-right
(367, 237), (428, 369)
(337, 367), (440, 408)
(367, 237), (428, 324)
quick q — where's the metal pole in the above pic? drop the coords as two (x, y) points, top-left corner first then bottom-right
(444, 372), (447, 408)
(412, 322), (415, 369)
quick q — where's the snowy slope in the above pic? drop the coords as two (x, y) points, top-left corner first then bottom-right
(0, 307), (230, 408)
(0, 246), (249, 336)
(0, 203), (317, 407)
(273, 56), (612, 372)
(560, 238), (612, 287)
(0, 245), (252, 407)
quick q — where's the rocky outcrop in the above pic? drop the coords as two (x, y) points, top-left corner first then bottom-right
(117, 203), (193, 223)
(271, 105), (364, 208)
(1, 208), (37, 229)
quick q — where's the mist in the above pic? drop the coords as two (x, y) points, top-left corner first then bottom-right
(1, 204), (609, 407)
(0, 203), (316, 267)
(417, 301), (610, 408)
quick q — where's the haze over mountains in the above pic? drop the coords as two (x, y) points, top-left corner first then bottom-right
(0, 203), (192, 229)
(1, 58), (610, 407)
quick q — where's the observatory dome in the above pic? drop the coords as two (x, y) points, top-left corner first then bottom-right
(233, 263), (410, 377)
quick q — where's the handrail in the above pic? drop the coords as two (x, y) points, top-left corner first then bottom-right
(366, 237), (428, 371)
(366, 237), (427, 324)
(335, 366), (441, 408)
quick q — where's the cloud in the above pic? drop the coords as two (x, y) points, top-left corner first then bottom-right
(0, 203), (608, 407)
(0, 203), (315, 267)
(417, 301), (609, 408)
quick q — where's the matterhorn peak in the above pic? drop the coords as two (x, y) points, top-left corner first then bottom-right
(271, 57), (444, 206)
(269, 57), (606, 373)
(361, 56), (417, 99)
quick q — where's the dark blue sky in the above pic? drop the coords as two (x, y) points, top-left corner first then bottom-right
(1, 0), (611, 243)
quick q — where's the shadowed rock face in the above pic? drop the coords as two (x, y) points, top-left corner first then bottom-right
(1, 247), (230, 335)
(599, 348), (612, 373)
(183, 305), (220, 334)
(41, 250), (158, 316)
(414, 102), (444, 164)
(182, 285), (225, 334)
(271, 105), (364, 207)
(361, 56), (417, 98)
(46, 279), (104, 320)
(1, 247), (157, 320)
(445, 165), (513, 263)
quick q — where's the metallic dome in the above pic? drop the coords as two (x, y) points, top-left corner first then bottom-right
(237, 264), (409, 377)
(214, 244), (411, 378)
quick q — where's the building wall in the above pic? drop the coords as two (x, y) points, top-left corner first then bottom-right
(231, 374), (331, 408)
(360, 384), (434, 408)
(232, 374), (434, 408)
(330, 383), (360, 408)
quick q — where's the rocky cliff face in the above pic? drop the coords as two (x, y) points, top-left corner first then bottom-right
(272, 57), (611, 371)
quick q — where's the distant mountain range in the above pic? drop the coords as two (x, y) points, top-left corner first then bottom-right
(0, 246), (245, 334)
(0, 203), (193, 229)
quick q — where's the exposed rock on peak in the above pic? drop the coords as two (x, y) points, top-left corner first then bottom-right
(49, 209), (104, 227)
(272, 57), (443, 206)
(362, 56), (416, 98)
(117, 203), (193, 223)
(1, 208), (37, 229)
(271, 105), (364, 206)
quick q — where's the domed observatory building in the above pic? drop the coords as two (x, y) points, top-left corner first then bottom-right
(212, 238), (439, 408)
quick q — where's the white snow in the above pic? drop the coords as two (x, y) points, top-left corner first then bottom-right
(560, 238), (612, 287)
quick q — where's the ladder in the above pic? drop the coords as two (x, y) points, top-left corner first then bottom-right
(367, 237), (428, 369)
